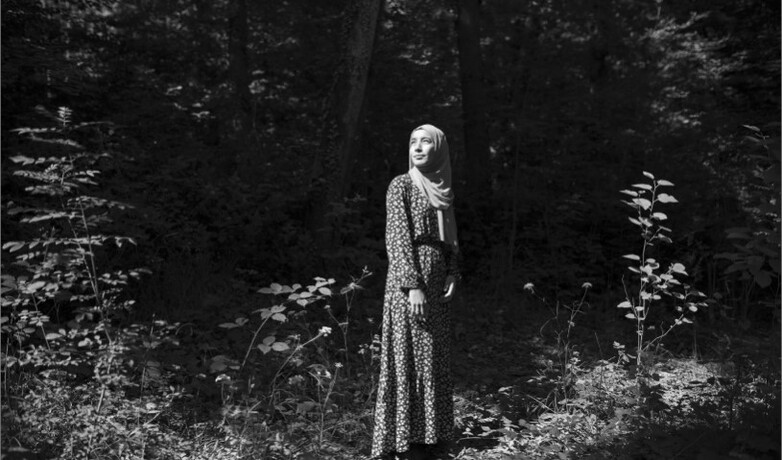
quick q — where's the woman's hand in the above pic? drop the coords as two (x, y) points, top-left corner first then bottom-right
(409, 288), (426, 318)
(442, 275), (456, 302)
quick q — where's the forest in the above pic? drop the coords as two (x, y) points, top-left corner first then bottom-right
(1, 0), (780, 458)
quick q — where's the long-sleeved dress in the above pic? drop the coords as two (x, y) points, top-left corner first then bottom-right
(371, 174), (459, 458)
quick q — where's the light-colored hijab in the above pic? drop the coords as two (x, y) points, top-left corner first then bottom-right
(408, 124), (459, 252)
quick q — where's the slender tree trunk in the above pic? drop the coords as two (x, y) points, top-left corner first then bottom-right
(455, 0), (491, 196)
(227, 0), (252, 138)
(308, 0), (383, 242)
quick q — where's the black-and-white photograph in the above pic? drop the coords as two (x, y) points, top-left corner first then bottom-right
(1, 1), (780, 459)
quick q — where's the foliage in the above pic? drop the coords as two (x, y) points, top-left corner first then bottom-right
(1, 0), (779, 458)
(0, 110), (166, 458)
(617, 172), (708, 367)
(714, 123), (781, 322)
(204, 270), (376, 457)
(523, 281), (591, 414)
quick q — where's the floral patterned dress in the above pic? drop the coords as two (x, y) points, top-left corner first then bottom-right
(371, 174), (459, 458)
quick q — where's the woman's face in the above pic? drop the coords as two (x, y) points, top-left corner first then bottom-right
(409, 129), (435, 168)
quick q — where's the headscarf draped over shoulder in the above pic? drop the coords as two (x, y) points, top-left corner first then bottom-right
(408, 124), (459, 252)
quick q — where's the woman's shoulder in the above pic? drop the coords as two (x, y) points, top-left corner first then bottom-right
(389, 173), (412, 188)
(387, 173), (412, 197)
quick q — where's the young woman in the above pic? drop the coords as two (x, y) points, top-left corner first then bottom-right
(372, 124), (460, 459)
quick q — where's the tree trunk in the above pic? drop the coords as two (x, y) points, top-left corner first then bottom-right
(455, 0), (491, 196)
(308, 0), (383, 243)
(227, 0), (252, 139)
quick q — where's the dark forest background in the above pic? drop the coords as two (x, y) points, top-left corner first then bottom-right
(1, 0), (780, 459)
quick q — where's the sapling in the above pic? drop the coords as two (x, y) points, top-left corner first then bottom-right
(618, 172), (708, 367)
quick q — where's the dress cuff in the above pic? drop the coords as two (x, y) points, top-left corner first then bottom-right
(399, 273), (425, 292)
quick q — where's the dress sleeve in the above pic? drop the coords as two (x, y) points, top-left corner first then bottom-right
(447, 247), (461, 283)
(386, 177), (424, 292)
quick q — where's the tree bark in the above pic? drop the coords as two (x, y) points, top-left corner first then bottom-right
(227, 0), (252, 138)
(308, 0), (383, 242)
(456, 0), (491, 196)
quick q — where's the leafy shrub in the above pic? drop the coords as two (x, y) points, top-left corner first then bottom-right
(715, 124), (781, 323)
(207, 269), (377, 456)
(1, 108), (157, 458)
(617, 172), (708, 367)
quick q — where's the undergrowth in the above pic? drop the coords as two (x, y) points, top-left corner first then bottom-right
(1, 116), (778, 460)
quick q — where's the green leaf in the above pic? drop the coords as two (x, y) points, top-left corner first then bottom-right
(671, 263), (687, 275)
(725, 227), (751, 239)
(2, 242), (25, 252)
(617, 301), (632, 309)
(632, 183), (653, 191)
(742, 124), (761, 133)
(9, 155), (35, 165)
(45, 332), (62, 340)
(209, 360), (227, 372)
(272, 342), (290, 352)
(657, 193), (678, 203)
(651, 212), (668, 220)
(628, 217), (642, 226)
(620, 189), (639, 197)
(625, 313), (636, 319)
(297, 401), (319, 414)
(262, 336), (275, 346)
(633, 198), (652, 210)
(642, 171), (655, 180)
(755, 271), (772, 288)
(623, 254), (640, 260)
(258, 344), (271, 354)
(318, 287), (332, 295)
(27, 281), (46, 291)
(656, 179), (674, 186)
(271, 313), (286, 322)
(218, 322), (239, 329)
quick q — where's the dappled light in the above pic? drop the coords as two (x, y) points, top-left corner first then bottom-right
(1, 0), (779, 459)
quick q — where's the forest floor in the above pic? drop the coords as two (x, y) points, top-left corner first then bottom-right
(446, 300), (780, 460)
(2, 273), (780, 460)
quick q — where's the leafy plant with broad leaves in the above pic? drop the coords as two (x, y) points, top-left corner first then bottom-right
(1, 107), (161, 457)
(618, 172), (708, 367)
(211, 269), (373, 453)
(2, 107), (144, 360)
(715, 124), (780, 321)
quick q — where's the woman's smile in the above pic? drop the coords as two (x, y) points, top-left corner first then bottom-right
(410, 130), (435, 167)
